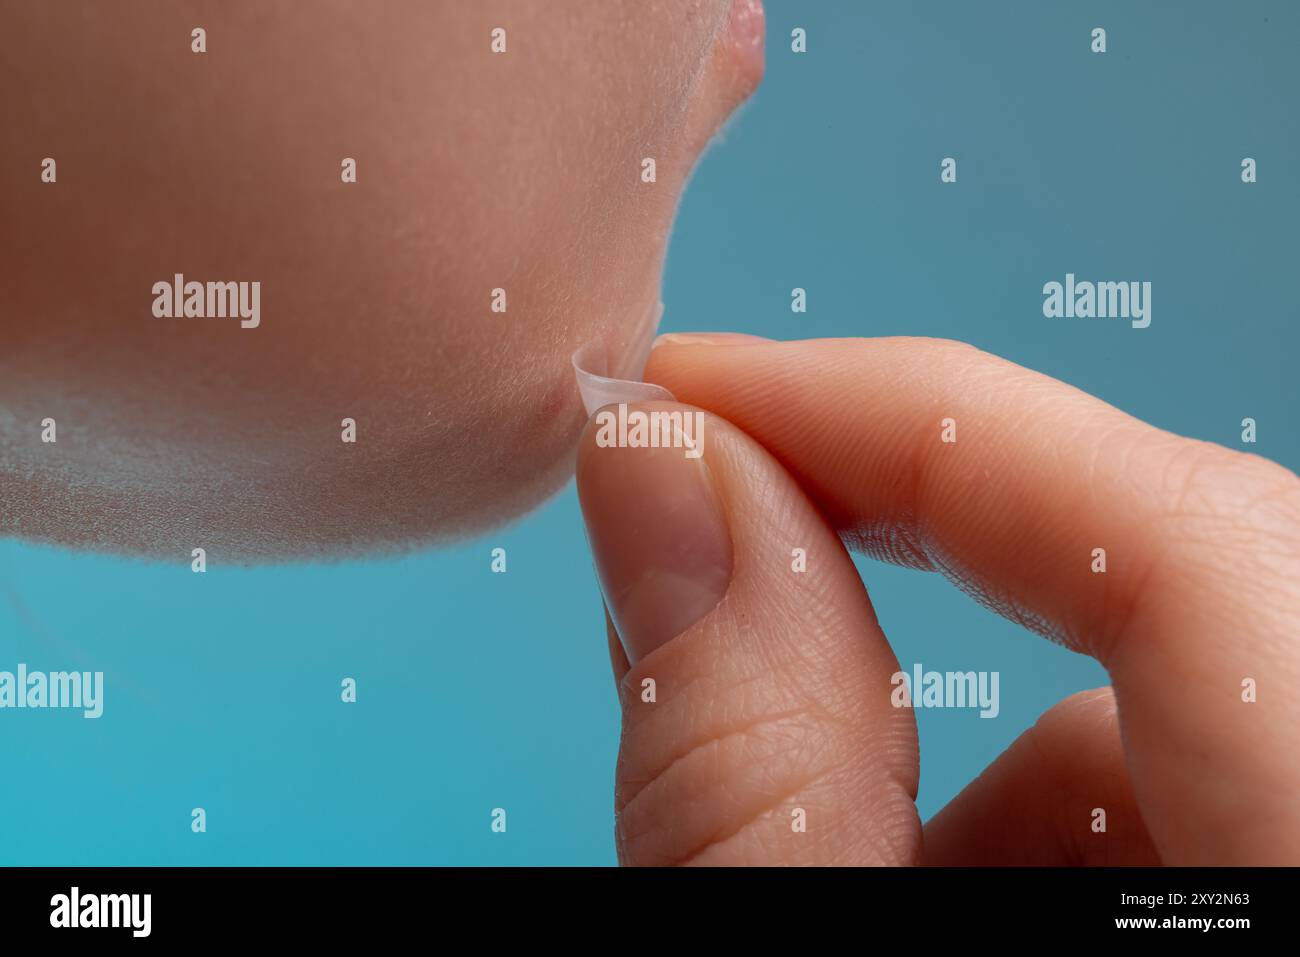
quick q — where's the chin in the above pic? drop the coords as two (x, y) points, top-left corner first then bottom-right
(0, 297), (638, 562)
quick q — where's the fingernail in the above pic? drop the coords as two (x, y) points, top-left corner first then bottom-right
(577, 403), (734, 664)
(652, 331), (773, 348)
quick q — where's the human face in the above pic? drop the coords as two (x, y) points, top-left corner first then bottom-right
(0, 0), (764, 557)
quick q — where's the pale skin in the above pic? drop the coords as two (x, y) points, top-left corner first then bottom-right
(0, 0), (755, 556)
(4, 2), (1298, 865)
(583, 337), (1300, 865)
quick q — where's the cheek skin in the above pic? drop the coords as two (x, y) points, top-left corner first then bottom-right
(0, 0), (747, 559)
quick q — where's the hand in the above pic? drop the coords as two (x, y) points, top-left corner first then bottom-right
(576, 335), (1300, 865)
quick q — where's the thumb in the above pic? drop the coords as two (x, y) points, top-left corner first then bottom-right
(576, 400), (920, 866)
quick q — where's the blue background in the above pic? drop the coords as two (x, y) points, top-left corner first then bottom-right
(2, 0), (1296, 865)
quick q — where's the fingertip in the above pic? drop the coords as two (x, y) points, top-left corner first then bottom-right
(576, 401), (734, 665)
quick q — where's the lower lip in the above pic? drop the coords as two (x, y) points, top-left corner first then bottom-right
(723, 0), (766, 83)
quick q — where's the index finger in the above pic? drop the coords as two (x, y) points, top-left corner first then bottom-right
(646, 334), (1300, 863)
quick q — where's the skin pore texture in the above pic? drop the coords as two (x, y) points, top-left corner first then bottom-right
(0, 0), (762, 559)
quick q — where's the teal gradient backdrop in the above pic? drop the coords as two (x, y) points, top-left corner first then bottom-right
(2, 1), (1296, 864)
